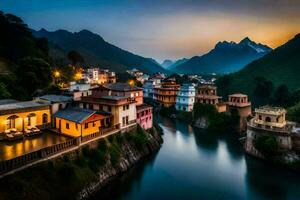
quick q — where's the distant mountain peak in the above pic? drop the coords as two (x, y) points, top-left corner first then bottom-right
(239, 37), (252, 44)
(161, 59), (174, 68)
(172, 37), (273, 74)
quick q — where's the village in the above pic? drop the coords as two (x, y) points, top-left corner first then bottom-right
(0, 67), (300, 176)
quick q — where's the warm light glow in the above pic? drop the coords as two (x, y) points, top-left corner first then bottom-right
(53, 71), (60, 78)
(129, 80), (135, 86)
(75, 72), (82, 80)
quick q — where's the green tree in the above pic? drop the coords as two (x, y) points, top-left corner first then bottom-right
(16, 57), (52, 98)
(253, 77), (274, 105)
(67, 50), (84, 65)
(253, 135), (278, 157)
(273, 84), (291, 107)
(0, 82), (11, 99)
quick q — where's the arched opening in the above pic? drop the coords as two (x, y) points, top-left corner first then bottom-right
(42, 113), (48, 124)
(265, 117), (271, 122)
(27, 113), (36, 126)
(7, 115), (19, 129)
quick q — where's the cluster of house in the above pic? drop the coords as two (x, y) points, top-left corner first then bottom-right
(144, 75), (300, 156)
(144, 77), (251, 122)
(0, 82), (153, 141)
(126, 68), (150, 83)
(81, 68), (116, 84)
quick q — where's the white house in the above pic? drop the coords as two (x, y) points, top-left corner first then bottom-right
(175, 83), (195, 112)
(143, 80), (154, 98)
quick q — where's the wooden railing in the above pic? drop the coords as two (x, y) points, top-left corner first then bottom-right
(0, 138), (78, 175)
(0, 122), (135, 175)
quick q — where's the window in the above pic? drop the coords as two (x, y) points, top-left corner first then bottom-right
(66, 123), (69, 129)
(93, 122), (95, 127)
(122, 117), (126, 126)
(259, 115), (262, 120)
(85, 123), (88, 129)
(75, 124), (78, 130)
(42, 113), (48, 124)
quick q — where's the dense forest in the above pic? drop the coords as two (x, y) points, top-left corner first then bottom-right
(0, 11), (52, 100)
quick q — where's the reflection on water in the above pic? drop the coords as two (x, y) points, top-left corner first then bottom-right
(0, 131), (70, 160)
(92, 115), (300, 200)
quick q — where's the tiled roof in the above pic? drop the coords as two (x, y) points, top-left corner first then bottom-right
(229, 93), (247, 98)
(54, 108), (96, 123)
(38, 95), (73, 103)
(0, 101), (50, 111)
(103, 83), (142, 91)
(137, 104), (152, 111)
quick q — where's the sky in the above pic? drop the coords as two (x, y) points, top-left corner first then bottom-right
(2, 0), (300, 62)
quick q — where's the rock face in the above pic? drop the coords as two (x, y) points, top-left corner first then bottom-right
(77, 129), (163, 200)
(193, 117), (209, 129)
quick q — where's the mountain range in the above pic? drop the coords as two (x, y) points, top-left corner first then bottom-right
(216, 33), (300, 98)
(32, 29), (167, 74)
(161, 58), (189, 70)
(172, 37), (272, 74)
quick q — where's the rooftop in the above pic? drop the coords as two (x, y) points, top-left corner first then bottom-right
(102, 82), (142, 91)
(38, 95), (73, 103)
(54, 108), (97, 123)
(0, 101), (50, 112)
(255, 106), (286, 115)
(137, 103), (153, 111)
(198, 84), (217, 89)
(229, 93), (248, 98)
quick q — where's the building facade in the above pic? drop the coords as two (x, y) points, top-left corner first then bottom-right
(175, 84), (195, 112)
(136, 104), (153, 130)
(227, 93), (252, 131)
(91, 83), (144, 105)
(0, 101), (51, 139)
(196, 84), (221, 105)
(79, 95), (137, 129)
(143, 80), (154, 99)
(54, 108), (112, 137)
(153, 79), (180, 107)
(245, 106), (295, 156)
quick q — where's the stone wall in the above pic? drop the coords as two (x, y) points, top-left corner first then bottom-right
(77, 127), (163, 200)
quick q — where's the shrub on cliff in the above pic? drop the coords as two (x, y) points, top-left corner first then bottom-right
(89, 149), (106, 166)
(126, 125), (148, 151)
(57, 163), (76, 181)
(109, 144), (121, 166)
(254, 135), (279, 157)
(82, 146), (90, 157)
(97, 139), (107, 152)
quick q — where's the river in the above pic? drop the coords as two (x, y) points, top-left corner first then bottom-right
(92, 115), (300, 200)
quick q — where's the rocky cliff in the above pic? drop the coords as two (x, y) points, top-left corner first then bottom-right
(77, 128), (163, 200)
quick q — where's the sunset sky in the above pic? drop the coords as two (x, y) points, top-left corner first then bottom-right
(2, 0), (300, 61)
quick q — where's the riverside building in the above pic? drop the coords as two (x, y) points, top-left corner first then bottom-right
(245, 106), (295, 156)
(196, 84), (226, 112)
(175, 83), (195, 112)
(153, 79), (180, 107)
(227, 93), (252, 131)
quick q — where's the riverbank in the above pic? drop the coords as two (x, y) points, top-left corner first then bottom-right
(0, 125), (163, 200)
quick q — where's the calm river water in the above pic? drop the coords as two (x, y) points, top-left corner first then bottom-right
(93, 115), (300, 200)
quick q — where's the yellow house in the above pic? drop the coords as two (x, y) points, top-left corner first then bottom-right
(54, 108), (112, 137)
(0, 100), (51, 139)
